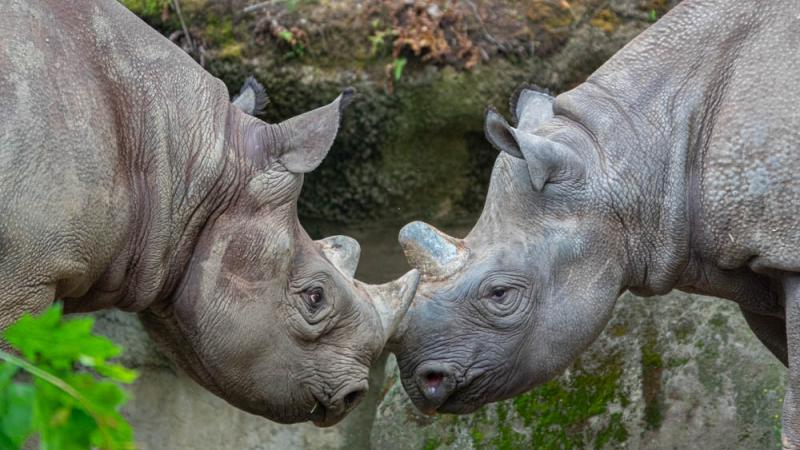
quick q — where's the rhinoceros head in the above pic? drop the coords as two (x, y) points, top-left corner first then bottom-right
(141, 82), (419, 426)
(391, 87), (626, 414)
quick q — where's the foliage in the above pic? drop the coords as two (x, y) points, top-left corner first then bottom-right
(120, 0), (169, 18)
(0, 305), (137, 450)
(416, 354), (630, 450)
(392, 57), (407, 81)
(376, 0), (484, 70)
(276, 28), (307, 59)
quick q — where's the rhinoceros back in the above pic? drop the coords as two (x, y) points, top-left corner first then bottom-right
(0, 0), (230, 318)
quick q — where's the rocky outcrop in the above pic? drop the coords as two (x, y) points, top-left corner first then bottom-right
(100, 2), (785, 449)
(95, 290), (784, 449)
(371, 292), (784, 450)
(124, 0), (678, 222)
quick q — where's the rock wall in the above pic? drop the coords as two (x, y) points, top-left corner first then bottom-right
(94, 291), (785, 450)
(97, 2), (787, 449)
(124, 0), (678, 222)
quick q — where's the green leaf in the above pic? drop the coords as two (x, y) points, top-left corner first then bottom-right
(0, 363), (19, 389)
(648, 9), (658, 22)
(0, 377), (34, 448)
(277, 30), (293, 42)
(0, 305), (137, 449)
(95, 363), (138, 384)
(393, 57), (407, 81)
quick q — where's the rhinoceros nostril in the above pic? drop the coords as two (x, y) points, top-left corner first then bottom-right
(343, 387), (365, 410)
(424, 372), (445, 394)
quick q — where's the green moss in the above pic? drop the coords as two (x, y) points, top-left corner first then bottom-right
(470, 426), (485, 447)
(709, 312), (728, 328)
(120, 0), (168, 17)
(590, 9), (620, 34)
(422, 436), (441, 450)
(203, 15), (235, 48)
(608, 322), (629, 338)
(472, 354), (630, 449)
(673, 318), (696, 343)
(594, 412), (629, 450)
(667, 357), (690, 368)
(641, 317), (665, 431)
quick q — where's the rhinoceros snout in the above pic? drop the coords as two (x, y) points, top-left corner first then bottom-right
(311, 379), (369, 427)
(413, 362), (457, 414)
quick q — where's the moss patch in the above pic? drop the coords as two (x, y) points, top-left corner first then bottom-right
(641, 316), (665, 431)
(590, 9), (620, 34)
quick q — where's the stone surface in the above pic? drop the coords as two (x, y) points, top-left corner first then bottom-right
(93, 310), (349, 450)
(95, 2), (785, 448)
(371, 292), (785, 450)
(125, 0), (680, 222)
(94, 291), (785, 449)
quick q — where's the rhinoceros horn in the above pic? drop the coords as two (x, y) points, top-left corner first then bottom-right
(316, 235), (361, 278)
(358, 270), (420, 340)
(398, 221), (468, 279)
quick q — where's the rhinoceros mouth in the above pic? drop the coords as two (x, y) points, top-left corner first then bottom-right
(308, 398), (328, 426)
(431, 368), (491, 415)
(308, 394), (347, 428)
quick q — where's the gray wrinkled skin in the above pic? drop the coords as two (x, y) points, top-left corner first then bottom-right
(0, 0), (418, 427)
(393, 0), (800, 446)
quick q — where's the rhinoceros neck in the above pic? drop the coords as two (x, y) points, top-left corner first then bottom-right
(113, 101), (247, 312)
(60, 0), (249, 313)
(554, 0), (769, 296)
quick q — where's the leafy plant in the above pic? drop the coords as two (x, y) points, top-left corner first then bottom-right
(277, 29), (306, 59)
(368, 29), (396, 57)
(0, 305), (137, 449)
(392, 57), (407, 81)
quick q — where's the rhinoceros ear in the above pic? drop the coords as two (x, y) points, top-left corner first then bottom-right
(484, 108), (583, 191)
(232, 76), (269, 116)
(510, 85), (554, 131)
(270, 88), (354, 173)
(485, 107), (523, 158)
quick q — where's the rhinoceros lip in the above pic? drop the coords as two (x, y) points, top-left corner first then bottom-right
(427, 370), (486, 415)
(309, 395), (346, 428)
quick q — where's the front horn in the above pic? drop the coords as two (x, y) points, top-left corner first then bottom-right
(398, 221), (468, 279)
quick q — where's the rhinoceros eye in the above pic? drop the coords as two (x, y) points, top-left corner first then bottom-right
(489, 287), (508, 302)
(303, 287), (326, 313)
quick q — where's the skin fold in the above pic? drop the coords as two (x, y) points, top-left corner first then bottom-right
(391, 0), (800, 446)
(0, 0), (418, 426)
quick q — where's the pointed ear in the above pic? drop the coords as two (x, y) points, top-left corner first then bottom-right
(484, 107), (583, 191)
(511, 85), (554, 131)
(271, 88), (354, 173)
(513, 129), (585, 191)
(484, 107), (523, 158)
(232, 76), (269, 116)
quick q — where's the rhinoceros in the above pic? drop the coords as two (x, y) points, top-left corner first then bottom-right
(392, 0), (800, 445)
(0, 0), (418, 426)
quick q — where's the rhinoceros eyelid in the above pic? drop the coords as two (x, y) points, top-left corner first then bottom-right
(289, 272), (331, 293)
(477, 274), (528, 296)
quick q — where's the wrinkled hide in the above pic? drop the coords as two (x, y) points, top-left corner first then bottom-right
(0, 0), (418, 426)
(392, 0), (799, 423)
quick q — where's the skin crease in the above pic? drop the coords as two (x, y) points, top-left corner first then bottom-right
(0, 0), (418, 426)
(392, 0), (800, 446)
